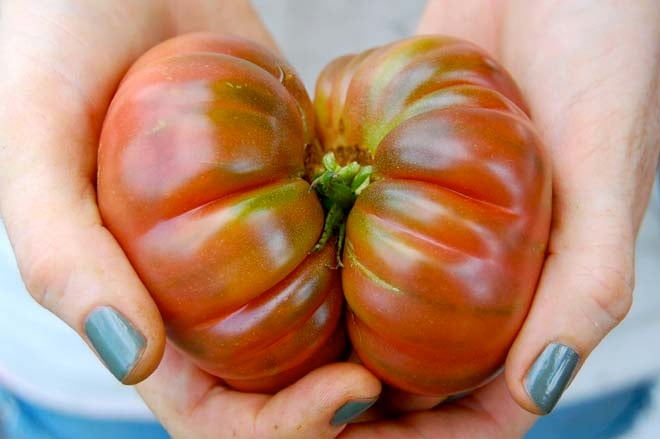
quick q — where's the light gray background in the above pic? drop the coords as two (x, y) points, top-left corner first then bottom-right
(253, 0), (427, 88)
(251, 1), (660, 437)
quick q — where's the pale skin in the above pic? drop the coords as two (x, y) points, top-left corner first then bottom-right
(0, 1), (658, 438)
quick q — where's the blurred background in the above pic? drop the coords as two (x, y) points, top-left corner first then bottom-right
(253, 0), (427, 87)
(250, 0), (660, 437)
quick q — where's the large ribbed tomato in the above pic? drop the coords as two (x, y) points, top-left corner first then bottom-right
(97, 34), (345, 393)
(99, 33), (551, 397)
(314, 36), (551, 396)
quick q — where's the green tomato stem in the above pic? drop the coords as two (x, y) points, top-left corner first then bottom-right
(311, 152), (373, 263)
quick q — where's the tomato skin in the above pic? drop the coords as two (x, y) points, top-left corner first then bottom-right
(100, 33), (550, 396)
(98, 34), (344, 393)
(316, 36), (551, 396)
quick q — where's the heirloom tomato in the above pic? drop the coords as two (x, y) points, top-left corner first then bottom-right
(99, 32), (551, 398)
(97, 34), (345, 393)
(313, 36), (551, 396)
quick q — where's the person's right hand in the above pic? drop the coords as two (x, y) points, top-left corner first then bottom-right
(339, 1), (660, 437)
(0, 1), (381, 438)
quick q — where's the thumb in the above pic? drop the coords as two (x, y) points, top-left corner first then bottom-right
(257, 363), (382, 438)
(505, 199), (635, 415)
(0, 1), (167, 385)
(0, 165), (165, 385)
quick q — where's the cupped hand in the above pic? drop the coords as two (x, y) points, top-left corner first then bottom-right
(0, 1), (380, 438)
(340, 0), (660, 437)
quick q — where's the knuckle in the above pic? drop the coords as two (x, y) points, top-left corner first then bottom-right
(18, 245), (65, 310)
(584, 259), (634, 327)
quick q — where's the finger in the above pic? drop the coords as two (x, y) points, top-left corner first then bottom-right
(257, 363), (381, 438)
(0, 0), (175, 384)
(0, 64), (166, 385)
(0, 161), (166, 385)
(505, 199), (635, 415)
(138, 347), (382, 439)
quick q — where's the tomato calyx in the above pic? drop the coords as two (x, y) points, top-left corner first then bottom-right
(311, 152), (373, 266)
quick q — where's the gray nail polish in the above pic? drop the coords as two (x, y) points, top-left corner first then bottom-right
(85, 306), (146, 382)
(445, 390), (472, 403)
(330, 398), (377, 426)
(525, 343), (579, 414)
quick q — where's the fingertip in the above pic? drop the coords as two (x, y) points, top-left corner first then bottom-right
(507, 340), (581, 416)
(82, 299), (166, 385)
(122, 330), (165, 385)
(504, 243), (629, 416)
(293, 362), (383, 419)
(258, 362), (381, 438)
(14, 215), (168, 385)
(505, 348), (547, 415)
(320, 363), (382, 426)
(330, 398), (378, 427)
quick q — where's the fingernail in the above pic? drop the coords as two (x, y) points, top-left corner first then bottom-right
(330, 398), (378, 426)
(445, 390), (472, 403)
(85, 306), (146, 382)
(525, 343), (579, 414)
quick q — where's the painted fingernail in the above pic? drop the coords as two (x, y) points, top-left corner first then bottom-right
(85, 306), (146, 383)
(525, 343), (579, 414)
(330, 398), (378, 426)
(445, 390), (472, 403)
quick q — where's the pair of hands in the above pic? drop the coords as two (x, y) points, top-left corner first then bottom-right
(1, 0), (659, 438)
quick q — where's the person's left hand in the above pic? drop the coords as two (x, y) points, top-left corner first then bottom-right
(339, 1), (660, 437)
(0, 2), (381, 438)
